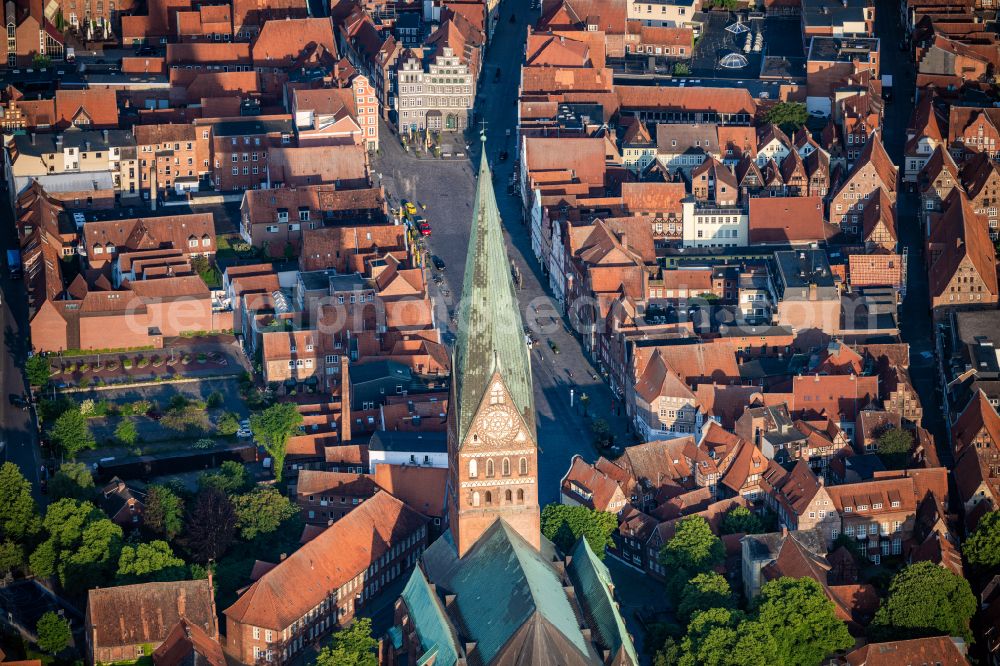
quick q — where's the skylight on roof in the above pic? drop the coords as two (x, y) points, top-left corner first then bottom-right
(720, 53), (749, 69)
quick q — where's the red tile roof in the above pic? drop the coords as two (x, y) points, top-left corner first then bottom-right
(845, 636), (969, 666)
(224, 491), (427, 630)
(748, 197), (826, 244)
(373, 463), (447, 518)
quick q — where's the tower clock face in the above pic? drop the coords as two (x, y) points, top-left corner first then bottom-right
(480, 405), (518, 444)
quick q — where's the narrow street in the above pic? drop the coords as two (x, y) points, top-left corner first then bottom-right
(372, 1), (633, 506)
(0, 198), (43, 501)
(874, 7), (950, 465)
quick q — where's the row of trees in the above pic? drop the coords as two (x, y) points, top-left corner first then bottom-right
(653, 514), (853, 666)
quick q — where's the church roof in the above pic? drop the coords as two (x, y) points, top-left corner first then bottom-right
(567, 538), (639, 665)
(418, 520), (593, 665)
(454, 138), (535, 442)
(399, 565), (461, 665)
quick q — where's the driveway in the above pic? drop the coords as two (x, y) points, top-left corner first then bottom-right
(372, 0), (633, 505)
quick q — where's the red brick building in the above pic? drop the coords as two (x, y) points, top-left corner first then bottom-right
(828, 133), (898, 236)
(223, 491), (428, 665)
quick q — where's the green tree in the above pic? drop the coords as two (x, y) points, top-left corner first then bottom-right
(206, 391), (224, 409)
(250, 403), (302, 482)
(216, 412), (240, 437)
(115, 419), (138, 446)
(591, 419), (613, 448)
(232, 488), (299, 540)
(0, 539), (25, 575)
(26, 354), (51, 387)
(875, 427), (913, 468)
(872, 561), (976, 642)
(0, 462), (41, 541)
(676, 607), (777, 666)
(673, 63), (691, 76)
(145, 485), (185, 540)
(719, 506), (765, 535)
(314, 617), (378, 666)
(764, 102), (809, 134)
(30, 499), (123, 591)
(117, 540), (187, 583)
(50, 408), (96, 458)
(965, 510), (1000, 569)
(35, 611), (71, 654)
(184, 488), (237, 563)
(540, 504), (617, 558)
(755, 577), (853, 666)
(677, 572), (735, 625)
(200, 460), (253, 495)
(659, 515), (724, 591)
(49, 462), (95, 501)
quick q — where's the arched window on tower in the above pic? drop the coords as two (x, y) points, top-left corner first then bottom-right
(505, 489), (513, 503)
(502, 458), (511, 477)
(517, 489), (524, 503)
(519, 457), (528, 476)
(472, 491), (480, 507)
(486, 459), (495, 477)
(469, 459), (478, 478)
(485, 491), (493, 505)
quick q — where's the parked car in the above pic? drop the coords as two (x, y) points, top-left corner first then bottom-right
(8, 393), (28, 410)
(418, 220), (432, 236)
(404, 201), (418, 216)
(547, 339), (559, 354)
(432, 255), (446, 270)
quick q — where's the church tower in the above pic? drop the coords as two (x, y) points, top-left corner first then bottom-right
(447, 136), (540, 557)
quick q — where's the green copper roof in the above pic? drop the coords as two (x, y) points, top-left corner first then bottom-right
(567, 538), (639, 666)
(400, 564), (461, 665)
(428, 520), (590, 665)
(454, 141), (535, 442)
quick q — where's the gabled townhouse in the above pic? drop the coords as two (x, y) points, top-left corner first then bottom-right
(903, 93), (947, 183)
(756, 124), (793, 168)
(654, 123), (720, 176)
(959, 151), (1000, 239)
(862, 188), (897, 252)
(631, 349), (703, 440)
(690, 156), (737, 205)
(828, 132), (897, 236)
(917, 144), (962, 235)
(951, 390), (1000, 530)
(560, 455), (629, 513)
(926, 190), (999, 313)
(395, 47), (474, 132)
(337, 7), (402, 119)
(947, 106), (1000, 163)
(619, 116), (656, 173)
(760, 459), (840, 546)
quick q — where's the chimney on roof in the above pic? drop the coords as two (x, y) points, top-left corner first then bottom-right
(781, 525), (788, 536)
(280, 552), (288, 561)
(85, 140), (91, 152)
(102, 129), (108, 142)
(30, 132), (35, 145)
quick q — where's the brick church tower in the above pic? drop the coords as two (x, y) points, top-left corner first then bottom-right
(446, 134), (540, 557)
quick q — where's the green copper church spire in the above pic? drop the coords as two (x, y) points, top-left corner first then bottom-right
(453, 133), (535, 441)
